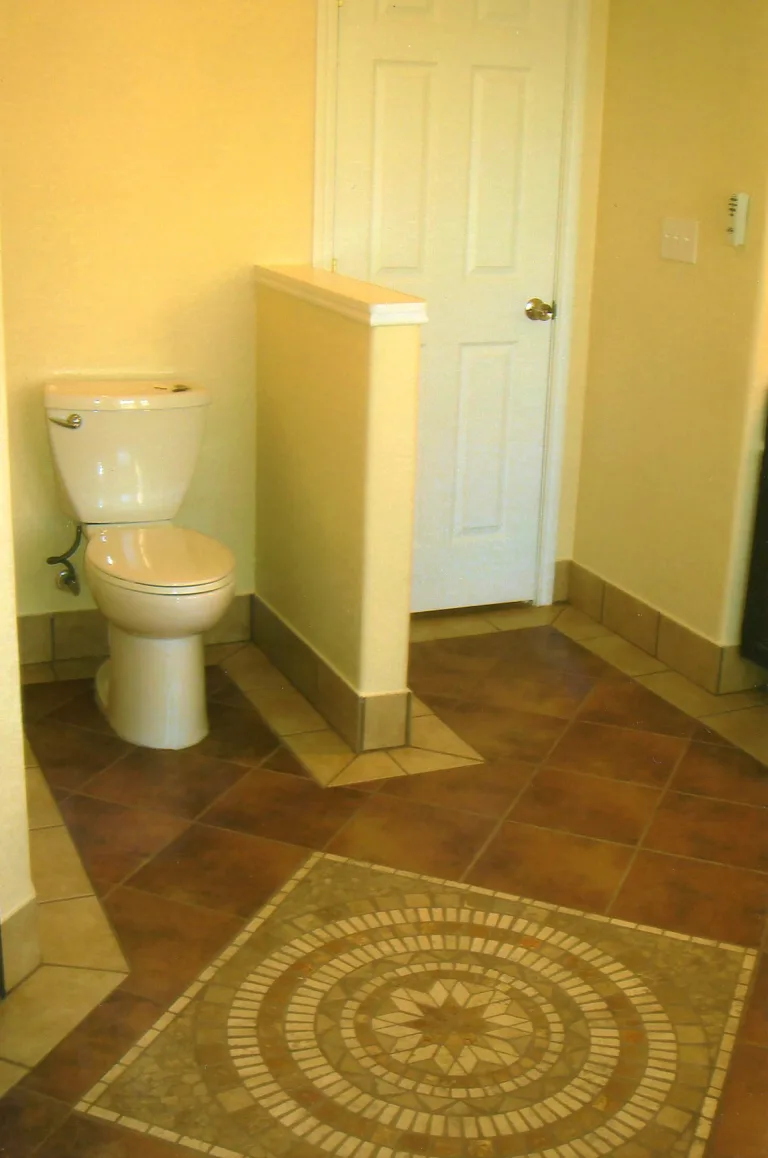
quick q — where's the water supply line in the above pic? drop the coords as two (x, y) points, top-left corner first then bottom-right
(46, 524), (83, 596)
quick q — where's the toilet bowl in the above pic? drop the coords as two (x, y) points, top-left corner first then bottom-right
(44, 379), (236, 750)
(85, 523), (236, 749)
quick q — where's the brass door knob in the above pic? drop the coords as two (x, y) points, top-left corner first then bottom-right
(525, 297), (555, 321)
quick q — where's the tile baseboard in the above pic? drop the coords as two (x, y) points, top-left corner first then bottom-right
(252, 596), (410, 752)
(0, 896), (40, 994)
(17, 595), (253, 665)
(565, 562), (768, 694)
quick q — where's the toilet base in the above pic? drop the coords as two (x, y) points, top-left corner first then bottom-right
(98, 625), (209, 750)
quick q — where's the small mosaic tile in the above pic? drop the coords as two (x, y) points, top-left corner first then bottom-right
(80, 852), (755, 1157)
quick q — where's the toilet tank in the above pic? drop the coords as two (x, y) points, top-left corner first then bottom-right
(44, 380), (210, 524)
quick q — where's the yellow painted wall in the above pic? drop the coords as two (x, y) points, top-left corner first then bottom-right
(0, 0), (317, 615)
(555, 0), (609, 560)
(255, 274), (421, 695)
(574, 0), (768, 644)
(0, 231), (34, 929)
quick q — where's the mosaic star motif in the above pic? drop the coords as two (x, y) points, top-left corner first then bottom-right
(372, 978), (534, 1074)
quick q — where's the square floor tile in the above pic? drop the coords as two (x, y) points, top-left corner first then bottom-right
(125, 824), (307, 916)
(83, 748), (249, 820)
(21, 679), (90, 725)
(191, 701), (280, 767)
(29, 826), (94, 902)
(103, 888), (241, 1004)
(377, 758), (534, 816)
(643, 792), (768, 872)
(544, 720), (686, 786)
(408, 638), (499, 702)
(708, 1043), (768, 1158)
(670, 741), (768, 807)
(435, 700), (568, 763)
(579, 677), (698, 738)
(58, 796), (189, 894)
(325, 793), (493, 878)
(25, 721), (132, 791)
(466, 822), (633, 911)
(740, 953), (768, 1047)
(47, 688), (113, 734)
(0, 1086), (69, 1156)
(0, 966), (123, 1068)
(510, 767), (661, 844)
(202, 768), (365, 849)
(467, 660), (594, 719)
(611, 850), (768, 945)
(38, 896), (127, 971)
(22, 990), (163, 1104)
(35, 1111), (186, 1157)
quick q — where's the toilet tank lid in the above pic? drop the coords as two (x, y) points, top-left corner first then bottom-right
(44, 380), (210, 411)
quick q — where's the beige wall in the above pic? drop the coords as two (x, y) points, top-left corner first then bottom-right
(555, 0), (609, 561)
(0, 233), (34, 933)
(255, 272), (422, 696)
(0, 0), (317, 616)
(574, 0), (768, 645)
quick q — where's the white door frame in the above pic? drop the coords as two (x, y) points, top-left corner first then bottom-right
(313, 0), (594, 607)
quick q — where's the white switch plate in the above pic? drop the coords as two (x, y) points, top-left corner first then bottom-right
(661, 217), (699, 263)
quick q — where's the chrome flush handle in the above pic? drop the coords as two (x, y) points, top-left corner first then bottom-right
(48, 413), (83, 429)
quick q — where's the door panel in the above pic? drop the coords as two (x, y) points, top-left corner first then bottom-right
(334, 0), (571, 610)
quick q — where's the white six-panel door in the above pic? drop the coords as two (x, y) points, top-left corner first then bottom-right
(333, 0), (572, 611)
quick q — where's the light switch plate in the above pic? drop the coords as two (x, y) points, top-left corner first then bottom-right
(661, 217), (699, 263)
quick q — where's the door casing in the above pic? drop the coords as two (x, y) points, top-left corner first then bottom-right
(313, 0), (595, 607)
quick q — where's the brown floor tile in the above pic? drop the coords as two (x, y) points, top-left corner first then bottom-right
(325, 794), (493, 879)
(82, 748), (249, 819)
(202, 768), (366, 848)
(0, 1086), (69, 1158)
(20, 678), (90, 725)
(22, 990), (162, 1104)
(408, 637), (499, 703)
(495, 625), (614, 679)
(545, 720), (686, 786)
(377, 758), (534, 816)
(204, 664), (252, 707)
(644, 792), (768, 872)
(468, 662), (594, 719)
(58, 795), (189, 894)
(190, 700), (280, 766)
(436, 700), (568, 763)
(259, 744), (311, 777)
(708, 1042), (768, 1158)
(47, 688), (113, 735)
(25, 721), (132, 791)
(466, 822), (633, 911)
(510, 767), (661, 844)
(579, 677), (698, 738)
(741, 953), (768, 1047)
(671, 741), (768, 807)
(611, 850), (768, 945)
(36, 1112), (187, 1157)
(103, 887), (241, 1003)
(125, 823), (307, 916)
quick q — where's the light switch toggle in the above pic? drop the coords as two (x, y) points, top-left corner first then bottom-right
(661, 218), (699, 264)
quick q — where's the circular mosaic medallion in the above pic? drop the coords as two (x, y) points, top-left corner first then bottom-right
(223, 903), (692, 1157)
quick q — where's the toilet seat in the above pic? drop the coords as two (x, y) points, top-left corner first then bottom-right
(86, 524), (235, 597)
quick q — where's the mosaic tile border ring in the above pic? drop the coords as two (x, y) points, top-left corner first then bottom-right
(77, 853), (759, 1158)
(226, 906), (686, 1153)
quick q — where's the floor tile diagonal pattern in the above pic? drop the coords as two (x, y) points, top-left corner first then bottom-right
(77, 854), (755, 1158)
(3, 615), (767, 1157)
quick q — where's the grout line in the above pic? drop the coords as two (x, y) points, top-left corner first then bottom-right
(604, 737), (693, 915)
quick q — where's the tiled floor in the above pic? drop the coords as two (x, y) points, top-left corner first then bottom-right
(1, 610), (767, 1156)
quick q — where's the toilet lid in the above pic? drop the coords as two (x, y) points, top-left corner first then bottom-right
(85, 525), (235, 590)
